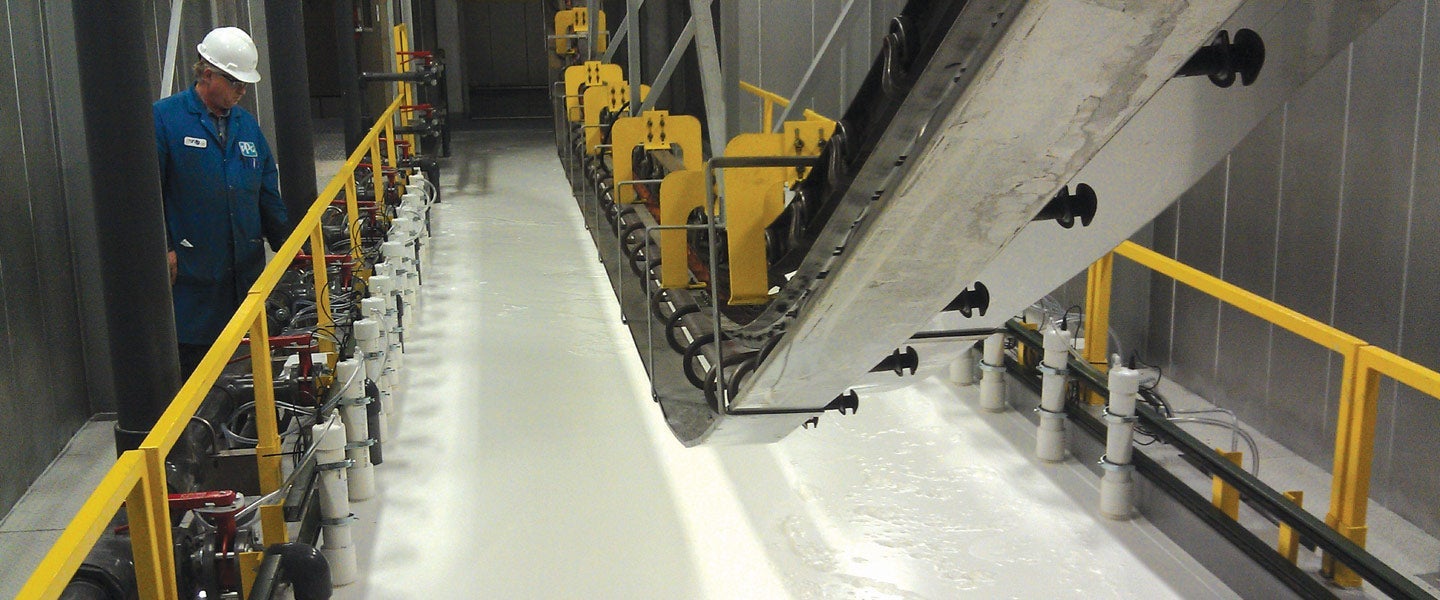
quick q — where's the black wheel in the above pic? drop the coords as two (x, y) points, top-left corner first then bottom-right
(704, 351), (756, 412)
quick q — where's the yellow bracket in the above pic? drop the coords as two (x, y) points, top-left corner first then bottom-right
(563, 61), (623, 123)
(659, 170), (708, 290)
(582, 82), (650, 156)
(611, 111), (702, 206)
(553, 8), (607, 56)
(1211, 449), (1243, 520)
(720, 120), (833, 305)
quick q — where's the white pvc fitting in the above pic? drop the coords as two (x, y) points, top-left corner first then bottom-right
(382, 240), (410, 264)
(312, 416), (350, 519)
(360, 297), (386, 328)
(1036, 327), (1073, 463)
(1100, 366), (1141, 519)
(373, 261), (394, 278)
(978, 333), (1007, 412)
(1105, 367), (1141, 464)
(951, 346), (976, 386)
(323, 543), (358, 586)
(336, 359), (375, 501)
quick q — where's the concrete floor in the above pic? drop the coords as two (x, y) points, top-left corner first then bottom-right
(329, 127), (1237, 599)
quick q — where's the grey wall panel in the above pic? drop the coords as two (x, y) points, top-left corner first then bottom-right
(1269, 42), (1349, 469)
(1216, 112), (1283, 434)
(1146, 205), (1179, 368)
(1167, 161), (1228, 399)
(0, 0), (96, 516)
(1135, 0), (1440, 537)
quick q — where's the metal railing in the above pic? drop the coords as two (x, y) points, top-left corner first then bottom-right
(1086, 239), (1440, 589)
(737, 80), (832, 132)
(17, 93), (407, 600)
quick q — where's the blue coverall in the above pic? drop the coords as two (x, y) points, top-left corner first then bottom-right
(154, 87), (289, 347)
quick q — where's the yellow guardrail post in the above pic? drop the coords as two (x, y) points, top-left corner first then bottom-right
(132, 446), (177, 600)
(1279, 490), (1303, 564)
(247, 302), (287, 545)
(309, 225), (335, 356)
(1083, 253), (1113, 404)
(345, 176), (362, 263)
(1324, 345), (1366, 586)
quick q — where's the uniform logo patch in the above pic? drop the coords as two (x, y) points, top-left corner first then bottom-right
(183, 136), (207, 148)
(238, 141), (258, 157)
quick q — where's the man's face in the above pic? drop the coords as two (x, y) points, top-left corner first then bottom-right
(199, 67), (247, 112)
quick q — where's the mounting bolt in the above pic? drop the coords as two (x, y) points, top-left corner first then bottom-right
(945, 282), (990, 318)
(1175, 29), (1265, 88)
(1033, 183), (1097, 228)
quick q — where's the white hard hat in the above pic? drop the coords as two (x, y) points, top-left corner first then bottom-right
(197, 27), (261, 83)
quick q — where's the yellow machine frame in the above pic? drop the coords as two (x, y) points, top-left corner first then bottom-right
(563, 61), (623, 123)
(552, 8), (607, 57)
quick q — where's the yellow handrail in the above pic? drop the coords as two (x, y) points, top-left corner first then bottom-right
(738, 80), (832, 132)
(18, 93), (408, 600)
(1102, 239), (1439, 588)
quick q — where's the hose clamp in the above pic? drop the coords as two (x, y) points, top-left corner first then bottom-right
(1102, 408), (1139, 424)
(1034, 405), (1068, 418)
(1036, 362), (1069, 377)
(345, 438), (377, 450)
(316, 459), (355, 472)
(363, 351), (384, 361)
(321, 513), (359, 526)
(339, 395), (373, 407)
(1098, 455), (1136, 473)
(977, 360), (1006, 373)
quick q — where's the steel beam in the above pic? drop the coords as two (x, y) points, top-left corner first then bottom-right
(687, 0), (726, 156)
(637, 17), (696, 113)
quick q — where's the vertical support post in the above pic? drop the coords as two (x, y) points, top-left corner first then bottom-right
(369, 139), (385, 209)
(687, 0), (727, 156)
(345, 175), (362, 265)
(384, 117), (398, 180)
(762, 99), (773, 133)
(1279, 490), (1304, 564)
(248, 307), (287, 544)
(1324, 349), (1379, 588)
(130, 447), (177, 600)
(627, 0), (641, 115)
(587, 0), (599, 62)
(1083, 252), (1113, 405)
(310, 225), (335, 355)
(1212, 449), (1243, 519)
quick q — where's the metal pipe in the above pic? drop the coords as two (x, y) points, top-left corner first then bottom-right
(334, 0), (364, 150)
(71, 0), (181, 453)
(265, 0), (318, 226)
(1005, 321), (1432, 600)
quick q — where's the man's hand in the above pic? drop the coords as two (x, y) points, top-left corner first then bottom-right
(168, 251), (177, 285)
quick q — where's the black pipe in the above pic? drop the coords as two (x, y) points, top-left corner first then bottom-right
(334, 0), (364, 151)
(71, 0), (180, 453)
(249, 542), (333, 600)
(265, 1), (319, 224)
(1006, 321), (1434, 600)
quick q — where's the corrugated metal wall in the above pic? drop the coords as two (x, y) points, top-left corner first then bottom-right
(0, 0), (95, 518)
(1141, 0), (1440, 536)
(720, 0), (905, 136)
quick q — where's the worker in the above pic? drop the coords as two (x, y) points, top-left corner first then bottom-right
(155, 27), (290, 377)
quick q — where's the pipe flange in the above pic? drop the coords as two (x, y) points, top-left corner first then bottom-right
(321, 513), (359, 527)
(316, 459), (356, 472)
(345, 438), (377, 450)
(1102, 407), (1139, 424)
(1098, 455), (1136, 473)
(1036, 362), (1069, 377)
(1034, 405), (1068, 418)
(977, 360), (1007, 373)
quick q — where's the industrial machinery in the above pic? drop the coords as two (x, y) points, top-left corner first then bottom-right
(552, 0), (1257, 446)
(62, 122), (440, 600)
